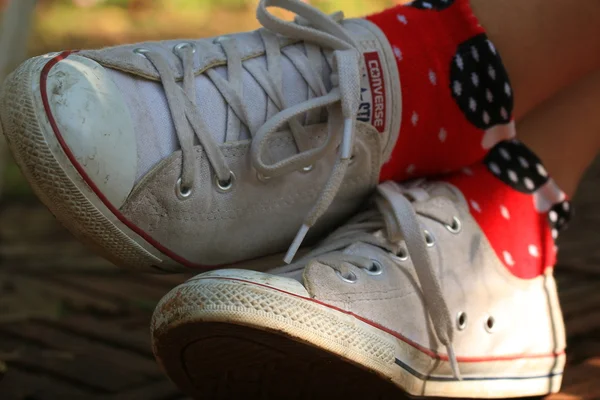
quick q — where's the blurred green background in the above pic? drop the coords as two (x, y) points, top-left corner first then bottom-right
(0, 0), (403, 199)
(26, 0), (401, 55)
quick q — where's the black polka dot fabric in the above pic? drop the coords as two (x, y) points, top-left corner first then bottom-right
(410, 0), (455, 10)
(548, 201), (571, 237)
(450, 34), (513, 130)
(484, 140), (549, 194)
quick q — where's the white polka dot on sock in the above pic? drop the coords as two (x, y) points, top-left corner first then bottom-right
(469, 98), (477, 111)
(438, 128), (447, 142)
(500, 205), (510, 220)
(552, 229), (559, 239)
(429, 69), (437, 85)
(406, 164), (416, 175)
(529, 244), (540, 258)
(488, 40), (497, 54)
(524, 177), (535, 191)
(456, 54), (464, 70)
(393, 46), (403, 61)
(488, 65), (496, 80)
(508, 169), (518, 183)
(453, 81), (462, 96)
(411, 112), (419, 126)
(505, 82), (512, 97)
(499, 148), (511, 160)
(462, 167), (474, 176)
(422, 1), (433, 8)
(470, 200), (482, 213)
(563, 202), (570, 212)
(486, 89), (493, 103)
(471, 46), (480, 62)
(483, 111), (490, 125)
(489, 162), (501, 175)
(536, 163), (548, 177)
(471, 72), (479, 87)
(500, 107), (509, 120)
(503, 251), (515, 267)
(397, 14), (408, 25)
(549, 210), (558, 222)
(518, 157), (530, 169)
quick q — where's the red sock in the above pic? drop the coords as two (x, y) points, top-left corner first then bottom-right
(442, 140), (571, 279)
(367, 0), (516, 182)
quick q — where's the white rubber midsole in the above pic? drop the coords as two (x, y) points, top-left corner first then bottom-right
(152, 276), (565, 399)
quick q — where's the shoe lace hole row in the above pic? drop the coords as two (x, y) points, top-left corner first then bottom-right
(424, 230), (435, 247)
(445, 216), (462, 234)
(457, 312), (468, 330)
(215, 172), (235, 193)
(365, 260), (384, 276)
(335, 270), (357, 284)
(396, 248), (409, 261)
(133, 48), (150, 57)
(455, 312), (497, 333)
(176, 178), (192, 199)
(173, 42), (196, 55)
(485, 316), (496, 333)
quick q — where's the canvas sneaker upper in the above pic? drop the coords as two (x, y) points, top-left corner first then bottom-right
(80, 0), (400, 259)
(39, 0), (400, 269)
(274, 180), (565, 372)
(152, 179), (566, 396)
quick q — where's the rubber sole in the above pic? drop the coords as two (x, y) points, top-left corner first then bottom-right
(157, 322), (404, 400)
(152, 276), (565, 399)
(0, 54), (185, 273)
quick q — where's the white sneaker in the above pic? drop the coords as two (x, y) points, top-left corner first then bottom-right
(0, 0), (400, 272)
(152, 180), (566, 399)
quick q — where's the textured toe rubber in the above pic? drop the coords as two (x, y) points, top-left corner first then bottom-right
(44, 54), (138, 209)
(0, 53), (180, 272)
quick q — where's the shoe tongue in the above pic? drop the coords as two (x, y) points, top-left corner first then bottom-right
(108, 43), (333, 183)
(107, 21), (394, 183)
(202, 43), (334, 142)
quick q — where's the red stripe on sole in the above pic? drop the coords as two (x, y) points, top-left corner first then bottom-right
(189, 275), (566, 364)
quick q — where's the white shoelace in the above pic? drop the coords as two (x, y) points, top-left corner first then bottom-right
(272, 181), (463, 379)
(139, 0), (363, 263)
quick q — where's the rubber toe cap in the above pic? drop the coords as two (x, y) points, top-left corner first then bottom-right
(45, 54), (137, 208)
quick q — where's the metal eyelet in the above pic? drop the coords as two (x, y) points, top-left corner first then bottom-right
(445, 216), (462, 234)
(484, 316), (496, 333)
(302, 165), (314, 173)
(365, 260), (384, 276)
(456, 312), (468, 331)
(173, 42), (196, 55)
(176, 178), (192, 199)
(256, 171), (271, 183)
(133, 48), (150, 58)
(335, 270), (357, 284)
(215, 172), (235, 193)
(424, 230), (435, 247)
(396, 248), (409, 261)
